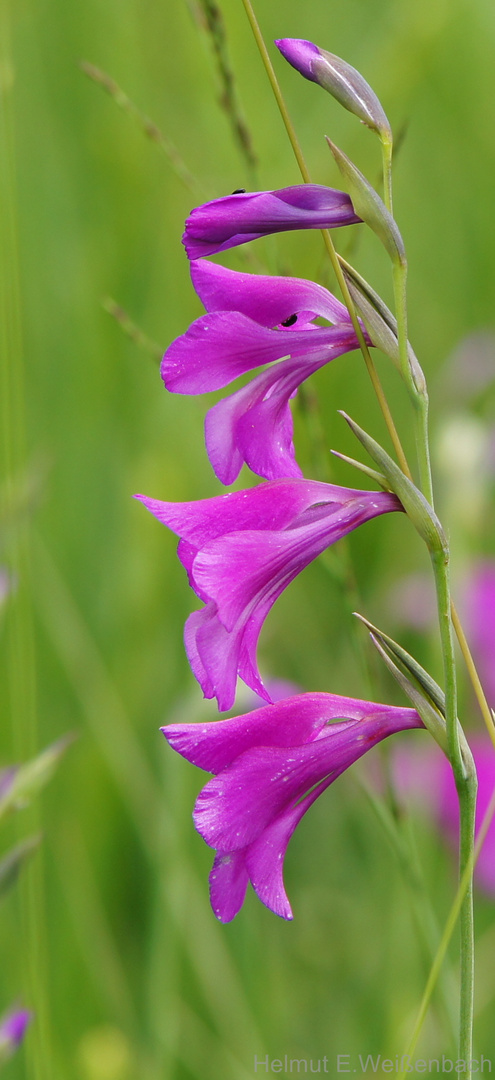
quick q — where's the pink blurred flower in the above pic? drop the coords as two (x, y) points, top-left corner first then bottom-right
(393, 735), (495, 896)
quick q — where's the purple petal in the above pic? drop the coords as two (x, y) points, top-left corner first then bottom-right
(139, 482), (401, 709)
(204, 328), (359, 483)
(209, 849), (250, 922)
(190, 259), (350, 326)
(0, 767), (18, 800)
(164, 693), (422, 921)
(163, 692), (344, 772)
(183, 185), (361, 259)
(161, 311), (359, 395)
(136, 478), (356, 551)
(275, 39), (320, 83)
(204, 363), (302, 485)
(194, 709), (419, 852)
(184, 602), (268, 712)
(190, 491), (400, 631)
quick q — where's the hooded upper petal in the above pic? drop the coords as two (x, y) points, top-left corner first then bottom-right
(183, 185), (361, 259)
(190, 259), (350, 326)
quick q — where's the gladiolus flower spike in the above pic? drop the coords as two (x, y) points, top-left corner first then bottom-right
(161, 260), (369, 484)
(163, 692), (424, 921)
(182, 184), (361, 260)
(136, 479), (402, 711)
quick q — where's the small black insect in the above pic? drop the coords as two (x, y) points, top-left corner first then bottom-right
(231, 188), (247, 194)
(281, 314), (298, 327)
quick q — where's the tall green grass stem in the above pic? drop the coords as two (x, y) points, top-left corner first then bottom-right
(0, 5), (51, 1076)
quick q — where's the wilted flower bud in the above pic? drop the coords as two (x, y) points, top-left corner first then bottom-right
(275, 38), (392, 142)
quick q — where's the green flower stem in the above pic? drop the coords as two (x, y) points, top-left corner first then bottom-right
(430, 545), (476, 1077)
(241, 0), (412, 481)
(381, 136), (394, 218)
(392, 258), (434, 507)
(384, 135), (476, 1072)
(457, 772), (477, 1077)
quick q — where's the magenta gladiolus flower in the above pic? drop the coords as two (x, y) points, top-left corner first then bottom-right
(182, 184), (361, 259)
(163, 692), (424, 921)
(137, 479), (401, 710)
(0, 1007), (31, 1060)
(162, 260), (365, 483)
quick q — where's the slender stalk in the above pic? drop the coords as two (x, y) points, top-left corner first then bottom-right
(457, 774), (477, 1073)
(384, 131), (476, 1072)
(430, 547), (476, 1078)
(399, 765), (488, 1080)
(240, 0), (412, 480)
(381, 137), (394, 218)
(385, 126), (492, 739)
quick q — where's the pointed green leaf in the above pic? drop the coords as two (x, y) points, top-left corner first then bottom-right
(0, 835), (41, 900)
(340, 411), (446, 553)
(330, 450), (392, 490)
(369, 634), (448, 754)
(0, 734), (75, 823)
(339, 257), (426, 393)
(354, 612), (445, 714)
(327, 139), (406, 266)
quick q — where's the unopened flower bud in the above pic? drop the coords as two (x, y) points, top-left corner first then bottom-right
(275, 38), (392, 142)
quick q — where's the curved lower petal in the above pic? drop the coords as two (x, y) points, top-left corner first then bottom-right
(184, 602), (270, 711)
(190, 259), (350, 326)
(209, 849), (250, 922)
(204, 364), (302, 485)
(204, 331), (358, 483)
(245, 790), (325, 920)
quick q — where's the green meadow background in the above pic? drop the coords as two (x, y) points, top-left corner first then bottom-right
(1, 0), (495, 1076)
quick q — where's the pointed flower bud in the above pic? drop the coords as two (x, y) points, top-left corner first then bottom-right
(275, 39), (392, 142)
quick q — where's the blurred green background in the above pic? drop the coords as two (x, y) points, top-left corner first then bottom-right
(1, 0), (495, 1076)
